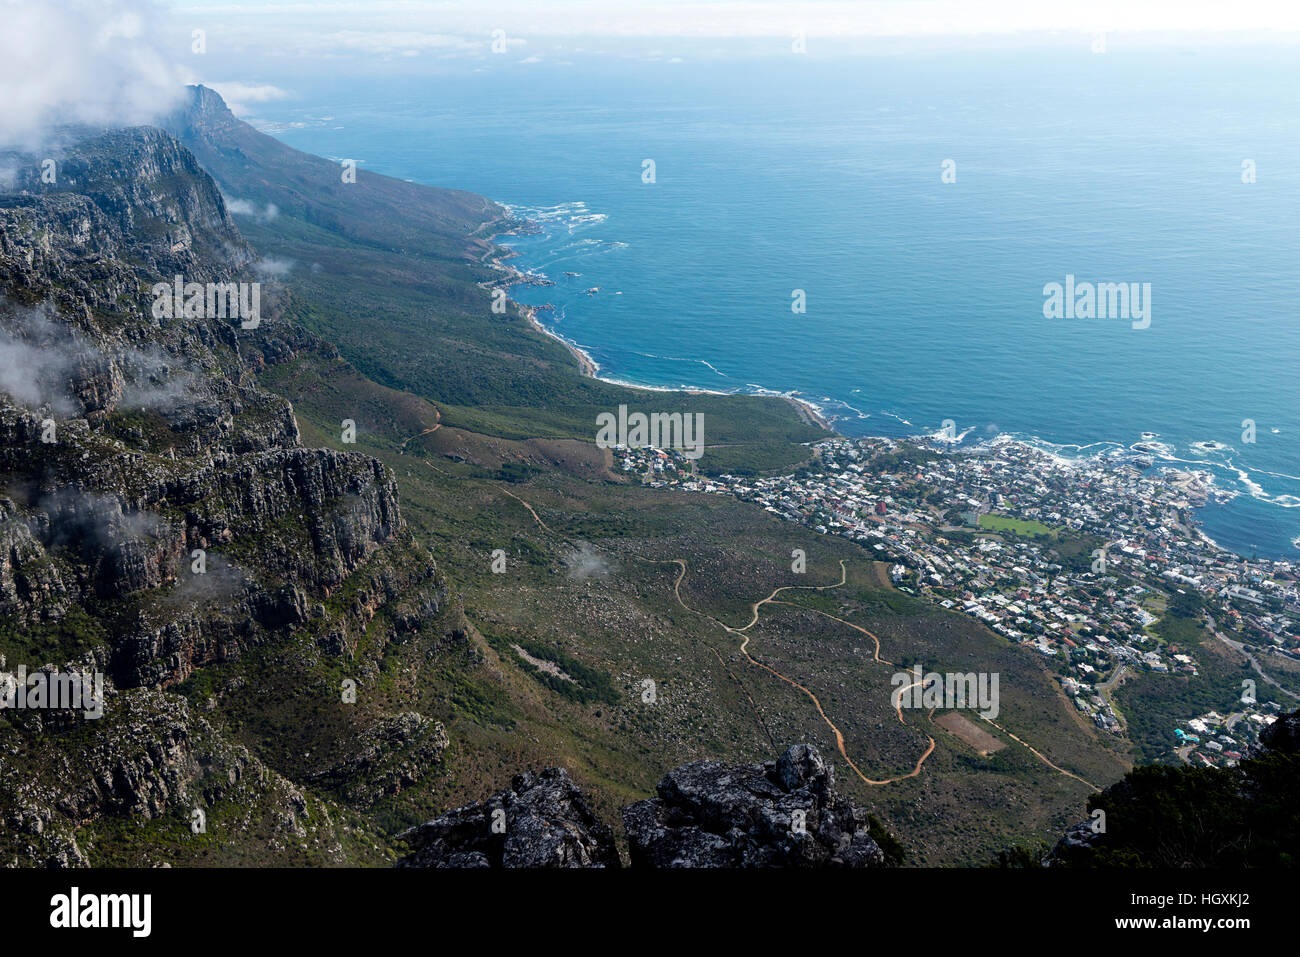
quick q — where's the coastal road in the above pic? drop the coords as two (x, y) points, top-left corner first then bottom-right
(1209, 619), (1300, 702)
(1095, 664), (1129, 731)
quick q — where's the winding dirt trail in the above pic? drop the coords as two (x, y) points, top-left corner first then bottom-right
(496, 485), (553, 533)
(768, 601), (893, 665)
(483, 483), (1090, 793)
(399, 425), (441, 450)
(669, 559), (935, 786)
(979, 716), (1100, 792)
(668, 558), (1092, 792)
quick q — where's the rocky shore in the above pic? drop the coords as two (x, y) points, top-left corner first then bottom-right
(486, 223), (835, 431)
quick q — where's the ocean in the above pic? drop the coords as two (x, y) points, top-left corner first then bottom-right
(250, 45), (1300, 559)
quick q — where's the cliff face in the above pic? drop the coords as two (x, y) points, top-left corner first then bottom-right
(0, 126), (448, 865)
(0, 127), (423, 686)
(2, 689), (316, 867)
(3, 126), (251, 278)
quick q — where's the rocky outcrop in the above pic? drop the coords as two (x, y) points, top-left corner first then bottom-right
(3, 125), (251, 271)
(0, 126), (440, 690)
(397, 745), (891, 869)
(1048, 820), (1102, 862)
(1260, 709), (1300, 754)
(309, 713), (448, 809)
(173, 448), (401, 588)
(397, 767), (619, 868)
(0, 688), (319, 867)
(623, 744), (886, 868)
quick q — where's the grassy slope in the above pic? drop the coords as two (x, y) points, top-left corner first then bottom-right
(239, 212), (825, 474)
(259, 336), (1134, 864)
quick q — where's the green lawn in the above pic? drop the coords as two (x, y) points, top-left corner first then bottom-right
(978, 513), (1059, 538)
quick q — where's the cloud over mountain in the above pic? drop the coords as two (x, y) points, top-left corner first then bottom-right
(0, 0), (187, 148)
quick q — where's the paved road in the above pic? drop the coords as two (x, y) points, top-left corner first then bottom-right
(1209, 618), (1300, 702)
(1095, 664), (1129, 730)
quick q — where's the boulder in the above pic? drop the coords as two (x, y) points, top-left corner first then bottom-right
(623, 744), (886, 868)
(398, 767), (619, 868)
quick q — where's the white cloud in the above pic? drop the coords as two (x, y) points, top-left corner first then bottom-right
(0, 0), (189, 148)
(224, 197), (280, 220)
(309, 30), (477, 55)
(205, 81), (291, 116)
(254, 256), (293, 277)
(167, 0), (1300, 44)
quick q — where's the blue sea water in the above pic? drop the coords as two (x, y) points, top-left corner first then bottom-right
(251, 46), (1300, 559)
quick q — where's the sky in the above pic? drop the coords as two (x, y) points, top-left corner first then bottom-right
(2, 0), (1298, 144)
(164, 0), (1300, 50)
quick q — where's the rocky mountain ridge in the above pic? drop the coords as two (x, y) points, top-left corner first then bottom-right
(0, 122), (451, 865)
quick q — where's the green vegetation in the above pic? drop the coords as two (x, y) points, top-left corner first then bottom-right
(1052, 744), (1300, 867)
(978, 514), (1058, 537)
(483, 631), (619, 706)
(1117, 600), (1277, 762)
(179, 99), (828, 471)
(0, 604), (110, 665)
(868, 814), (908, 866)
(496, 462), (541, 483)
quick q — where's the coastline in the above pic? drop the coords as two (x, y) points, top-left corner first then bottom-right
(483, 217), (1292, 561)
(484, 223), (835, 434)
(521, 299), (600, 377)
(482, 224), (598, 379)
(782, 395), (835, 433)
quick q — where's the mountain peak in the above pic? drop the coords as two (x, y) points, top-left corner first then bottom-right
(168, 85), (241, 137)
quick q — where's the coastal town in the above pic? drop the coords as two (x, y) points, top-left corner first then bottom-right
(618, 434), (1300, 763)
